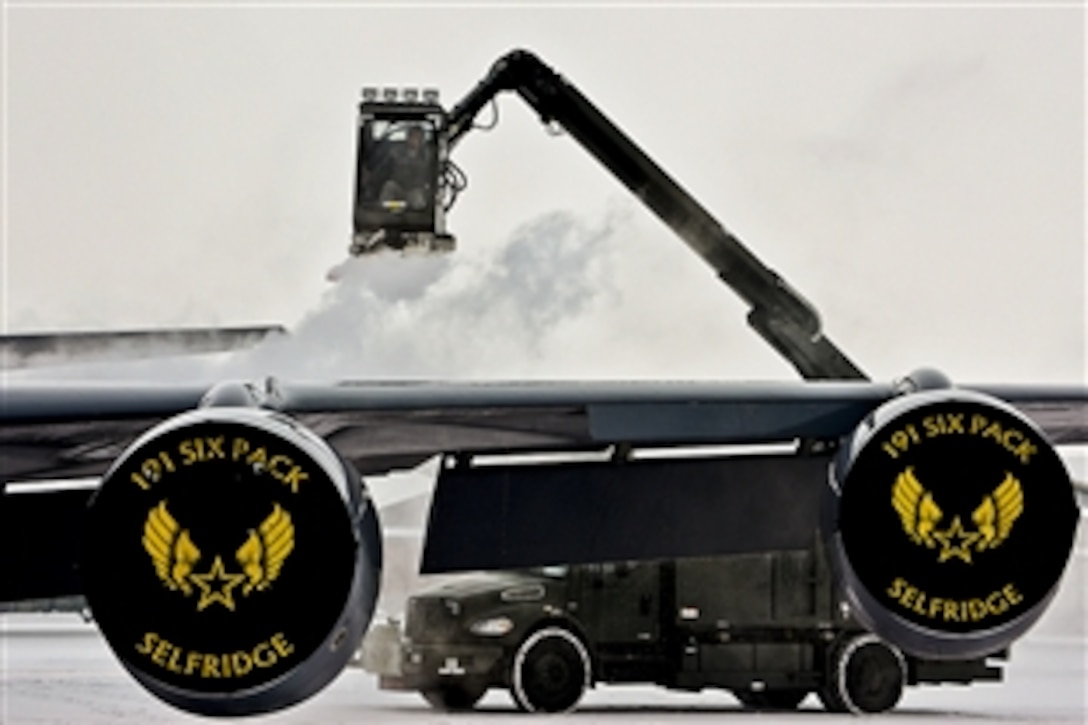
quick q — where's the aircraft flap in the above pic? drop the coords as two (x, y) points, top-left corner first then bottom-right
(420, 453), (830, 573)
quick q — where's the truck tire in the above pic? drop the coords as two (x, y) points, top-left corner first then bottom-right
(420, 681), (487, 711)
(733, 688), (808, 710)
(818, 634), (906, 714)
(511, 627), (591, 713)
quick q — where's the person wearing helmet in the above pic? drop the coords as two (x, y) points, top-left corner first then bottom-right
(379, 124), (433, 210)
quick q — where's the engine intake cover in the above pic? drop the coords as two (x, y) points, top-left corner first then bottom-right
(83, 408), (381, 716)
(828, 389), (1078, 659)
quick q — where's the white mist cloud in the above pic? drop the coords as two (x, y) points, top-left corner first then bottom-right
(9, 207), (635, 381)
(232, 207), (631, 380)
(7, 7), (1081, 387)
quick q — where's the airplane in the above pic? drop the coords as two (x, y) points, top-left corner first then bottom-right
(1, 49), (1083, 717)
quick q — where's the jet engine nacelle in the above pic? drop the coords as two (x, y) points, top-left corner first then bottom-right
(82, 408), (381, 716)
(826, 388), (1079, 660)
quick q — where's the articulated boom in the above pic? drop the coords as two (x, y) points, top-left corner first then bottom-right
(353, 49), (864, 381)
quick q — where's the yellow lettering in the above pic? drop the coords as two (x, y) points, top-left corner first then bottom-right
(1014, 440), (1037, 464)
(982, 421), (1005, 444)
(135, 632), (158, 655)
(252, 642), (276, 668)
(151, 638), (170, 667)
(944, 600), (960, 622)
(890, 579), (1024, 623)
(968, 599), (987, 621)
(986, 591), (1009, 616)
(202, 654), (221, 678)
(179, 439), (198, 466)
(131, 472), (151, 490)
(205, 436), (225, 459)
(232, 437), (251, 461)
(271, 632), (294, 658)
(919, 413), (969, 439)
(246, 447), (268, 469)
(912, 589), (927, 616)
(995, 428), (1036, 464)
(184, 651), (203, 676)
(282, 466), (309, 493)
(232, 651), (253, 677)
(923, 415), (942, 438)
(269, 454), (292, 479)
(887, 578), (907, 598)
(141, 458), (163, 484)
(137, 634), (294, 679)
(166, 643), (184, 673)
(971, 414), (988, 434)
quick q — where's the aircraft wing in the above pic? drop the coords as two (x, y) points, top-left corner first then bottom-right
(5, 378), (1085, 485)
(0, 326), (284, 370)
(3, 376), (1084, 596)
(3, 378), (882, 483)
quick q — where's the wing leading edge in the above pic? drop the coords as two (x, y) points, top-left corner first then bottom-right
(3, 379), (1085, 486)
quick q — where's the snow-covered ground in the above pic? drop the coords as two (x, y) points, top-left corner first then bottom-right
(0, 619), (1083, 723)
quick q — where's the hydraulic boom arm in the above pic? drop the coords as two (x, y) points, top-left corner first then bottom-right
(447, 50), (865, 381)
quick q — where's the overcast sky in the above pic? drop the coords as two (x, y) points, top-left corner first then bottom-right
(3, 2), (1084, 385)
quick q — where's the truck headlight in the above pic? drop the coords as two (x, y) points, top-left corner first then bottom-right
(469, 616), (515, 637)
(501, 584), (545, 603)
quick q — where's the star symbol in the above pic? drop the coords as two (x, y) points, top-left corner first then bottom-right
(932, 516), (981, 564)
(190, 555), (246, 611)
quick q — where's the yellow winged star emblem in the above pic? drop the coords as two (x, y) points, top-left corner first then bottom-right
(891, 467), (1023, 564)
(142, 500), (201, 596)
(235, 503), (295, 595)
(142, 501), (294, 610)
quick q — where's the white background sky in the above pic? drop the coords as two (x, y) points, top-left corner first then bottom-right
(3, 1), (1084, 384)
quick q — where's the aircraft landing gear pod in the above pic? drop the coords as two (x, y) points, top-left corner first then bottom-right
(82, 408), (381, 716)
(826, 385), (1079, 660)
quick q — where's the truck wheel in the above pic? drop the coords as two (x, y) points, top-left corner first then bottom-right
(511, 627), (591, 713)
(420, 681), (486, 711)
(733, 688), (808, 710)
(819, 634), (906, 714)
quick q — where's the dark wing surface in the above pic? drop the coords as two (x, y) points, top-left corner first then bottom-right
(5, 379), (1084, 484)
(0, 379), (895, 485)
(2, 378), (1085, 596)
(968, 384), (1088, 445)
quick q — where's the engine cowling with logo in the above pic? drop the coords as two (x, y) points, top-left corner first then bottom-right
(826, 388), (1079, 659)
(82, 408), (381, 716)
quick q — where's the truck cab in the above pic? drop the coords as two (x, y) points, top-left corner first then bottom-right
(362, 544), (1004, 714)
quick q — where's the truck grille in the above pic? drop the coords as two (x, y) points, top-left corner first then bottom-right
(406, 597), (460, 641)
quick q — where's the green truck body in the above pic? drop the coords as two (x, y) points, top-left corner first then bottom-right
(362, 542), (1003, 713)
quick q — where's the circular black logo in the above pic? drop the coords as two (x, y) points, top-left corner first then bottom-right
(84, 413), (358, 696)
(836, 393), (1078, 644)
